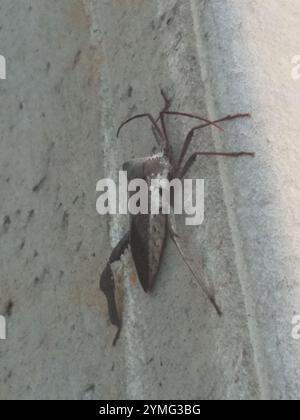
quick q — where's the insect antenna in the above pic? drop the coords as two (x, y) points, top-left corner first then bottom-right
(159, 89), (172, 113)
(117, 113), (165, 147)
(162, 111), (223, 131)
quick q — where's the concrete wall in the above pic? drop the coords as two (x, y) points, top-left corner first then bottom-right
(0, 0), (300, 400)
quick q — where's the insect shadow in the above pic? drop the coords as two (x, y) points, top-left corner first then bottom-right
(100, 90), (254, 346)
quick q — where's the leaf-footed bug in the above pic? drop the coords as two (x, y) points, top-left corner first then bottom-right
(100, 90), (254, 346)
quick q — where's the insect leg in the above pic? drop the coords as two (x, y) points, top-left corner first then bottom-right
(100, 232), (130, 346)
(179, 151), (255, 178)
(174, 113), (251, 176)
(167, 214), (222, 316)
(159, 91), (171, 147)
(157, 90), (174, 163)
(151, 126), (163, 148)
(150, 90), (172, 149)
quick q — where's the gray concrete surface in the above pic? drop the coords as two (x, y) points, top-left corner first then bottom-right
(0, 0), (299, 400)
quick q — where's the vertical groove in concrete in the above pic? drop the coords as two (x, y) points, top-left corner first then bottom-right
(189, 0), (300, 400)
(86, 0), (149, 400)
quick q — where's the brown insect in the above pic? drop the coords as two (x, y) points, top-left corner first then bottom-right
(100, 90), (254, 345)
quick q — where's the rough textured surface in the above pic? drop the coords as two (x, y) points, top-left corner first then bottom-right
(0, 0), (299, 400)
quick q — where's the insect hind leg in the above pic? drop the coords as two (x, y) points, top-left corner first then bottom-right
(167, 214), (222, 316)
(100, 232), (130, 346)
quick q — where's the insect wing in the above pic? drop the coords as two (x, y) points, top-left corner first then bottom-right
(130, 204), (167, 293)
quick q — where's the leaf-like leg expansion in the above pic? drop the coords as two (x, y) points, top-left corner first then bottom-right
(100, 232), (130, 346)
(100, 264), (122, 346)
(167, 214), (222, 316)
